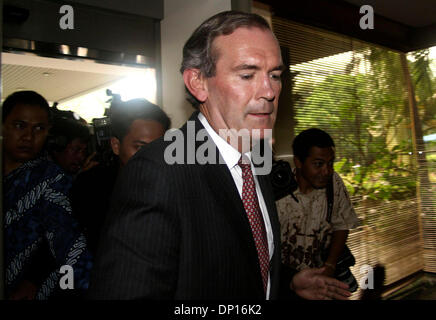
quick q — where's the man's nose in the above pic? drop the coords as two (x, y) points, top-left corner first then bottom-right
(258, 75), (275, 101)
(21, 127), (33, 141)
(322, 164), (333, 176)
(77, 150), (87, 163)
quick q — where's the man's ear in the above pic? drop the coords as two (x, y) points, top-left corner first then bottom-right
(183, 69), (208, 103)
(294, 156), (303, 169)
(110, 137), (121, 156)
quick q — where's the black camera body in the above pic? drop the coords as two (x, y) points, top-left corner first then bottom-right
(89, 116), (114, 167)
(87, 89), (122, 167)
(270, 159), (298, 201)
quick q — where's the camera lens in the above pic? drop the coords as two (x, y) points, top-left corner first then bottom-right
(272, 168), (291, 188)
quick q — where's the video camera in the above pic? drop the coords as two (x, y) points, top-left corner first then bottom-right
(270, 159), (299, 202)
(88, 89), (122, 166)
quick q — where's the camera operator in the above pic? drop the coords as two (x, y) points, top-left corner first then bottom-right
(275, 128), (359, 290)
(71, 98), (171, 255)
(48, 115), (91, 177)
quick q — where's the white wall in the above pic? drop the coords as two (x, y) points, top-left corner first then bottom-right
(160, 0), (232, 128)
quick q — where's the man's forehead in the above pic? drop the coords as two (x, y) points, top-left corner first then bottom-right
(212, 29), (282, 71)
(308, 146), (335, 158)
(213, 26), (279, 52)
(124, 119), (163, 140)
(70, 138), (88, 146)
(8, 104), (49, 120)
(8, 117), (49, 125)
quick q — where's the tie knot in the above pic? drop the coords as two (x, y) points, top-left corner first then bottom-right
(238, 155), (251, 171)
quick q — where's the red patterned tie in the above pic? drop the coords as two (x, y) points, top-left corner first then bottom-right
(238, 156), (269, 295)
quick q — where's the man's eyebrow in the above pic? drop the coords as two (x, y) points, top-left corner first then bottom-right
(312, 157), (335, 162)
(133, 140), (148, 144)
(232, 64), (286, 72)
(232, 64), (260, 71)
(13, 120), (47, 126)
(272, 64), (286, 72)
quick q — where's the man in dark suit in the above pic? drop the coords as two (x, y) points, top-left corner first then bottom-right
(88, 10), (350, 300)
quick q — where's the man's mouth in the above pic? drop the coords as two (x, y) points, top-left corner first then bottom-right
(248, 112), (272, 118)
(318, 178), (330, 185)
(17, 146), (32, 153)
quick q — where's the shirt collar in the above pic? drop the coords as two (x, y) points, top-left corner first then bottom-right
(198, 112), (252, 170)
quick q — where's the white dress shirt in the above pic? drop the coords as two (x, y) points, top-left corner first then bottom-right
(198, 112), (274, 299)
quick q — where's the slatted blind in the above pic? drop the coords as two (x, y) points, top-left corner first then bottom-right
(410, 48), (436, 275)
(272, 17), (436, 298)
(422, 150), (436, 273)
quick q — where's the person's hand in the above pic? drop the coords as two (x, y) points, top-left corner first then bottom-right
(82, 152), (99, 172)
(322, 263), (336, 277)
(8, 280), (38, 300)
(291, 267), (351, 300)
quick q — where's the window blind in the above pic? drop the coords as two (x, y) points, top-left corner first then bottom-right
(408, 49), (436, 276)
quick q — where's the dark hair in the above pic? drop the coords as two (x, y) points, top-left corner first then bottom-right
(110, 98), (171, 141)
(180, 10), (271, 108)
(2, 90), (50, 122)
(292, 128), (335, 162)
(48, 118), (91, 152)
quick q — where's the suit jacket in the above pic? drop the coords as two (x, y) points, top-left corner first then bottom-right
(88, 112), (282, 300)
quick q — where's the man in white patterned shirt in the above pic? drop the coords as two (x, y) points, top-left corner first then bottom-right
(277, 128), (359, 279)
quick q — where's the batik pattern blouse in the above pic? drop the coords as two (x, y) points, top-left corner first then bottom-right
(4, 155), (92, 299)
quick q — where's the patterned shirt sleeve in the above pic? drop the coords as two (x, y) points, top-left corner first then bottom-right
(37, 169), (93, 293)
(330, 172), (360, 231)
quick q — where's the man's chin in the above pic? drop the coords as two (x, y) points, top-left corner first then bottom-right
(15, 153), (36, 163)
(313, 182), (328, 189)
(247, 126), (273, 140)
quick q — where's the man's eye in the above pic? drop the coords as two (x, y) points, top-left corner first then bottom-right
(14, 123), (24, 129)
(270, 73), (282, 81)
(34, 126), (45, 131)
(240, 74), (254, 80)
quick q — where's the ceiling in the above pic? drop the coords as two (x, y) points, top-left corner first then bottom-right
(257, 0), (436, 52)
(2, 64), (122, 103)
(343, 0), (436, 28)
(1, 52), (149, 103)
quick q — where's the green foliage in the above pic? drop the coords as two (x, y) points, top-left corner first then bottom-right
(410, 50), (436, 136)
(291, 48), (429, 201)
